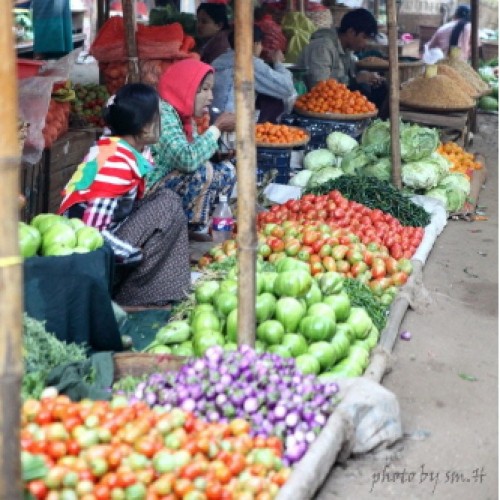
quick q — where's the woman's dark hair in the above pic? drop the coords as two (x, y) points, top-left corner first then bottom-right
(449, 5), (470, 48)
(197, 3), (230, 30)
(338, 8), (378, 37)
(228, 25), (263, 50)
(103, 83), (159, 136)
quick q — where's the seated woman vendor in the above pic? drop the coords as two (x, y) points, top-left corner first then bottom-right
(59, 83), (190, 308)
(147, 58), (236, 240)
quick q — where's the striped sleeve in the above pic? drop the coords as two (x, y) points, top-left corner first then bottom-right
(92, 144), (141, 191)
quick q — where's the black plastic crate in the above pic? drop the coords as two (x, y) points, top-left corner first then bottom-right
(256, 147), (292, 185)
(281, 113), (373, 152)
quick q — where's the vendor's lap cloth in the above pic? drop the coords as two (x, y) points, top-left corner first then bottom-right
(24, 245), (124, 353)
(46, 352), (115, 401)
(118, 309), (172, 351)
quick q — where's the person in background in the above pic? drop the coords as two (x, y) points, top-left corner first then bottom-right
(297, 8), (387, 114)
(32, 0), (73, 59)
(211, 25), (296, 123)
(59, 83), (190, 308)
(254, 5), (288, 64)
(147, 59), (236, 241)
(196, 2), (230, 64)
(426, 5), (471, 61)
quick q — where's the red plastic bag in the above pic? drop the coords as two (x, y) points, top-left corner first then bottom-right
(90, 17), (127, 62)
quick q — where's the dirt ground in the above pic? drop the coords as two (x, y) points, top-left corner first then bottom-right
(317, 114), (498, 500)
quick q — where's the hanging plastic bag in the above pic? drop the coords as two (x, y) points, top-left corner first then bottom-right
(423, 45), (445, 65)
(281, 12), (317, 64)
(19, 76), (60, 165)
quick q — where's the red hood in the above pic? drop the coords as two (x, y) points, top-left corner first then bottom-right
(158, 59), (213, 141)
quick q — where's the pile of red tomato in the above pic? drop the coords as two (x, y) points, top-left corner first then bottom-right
(257, 191), (424, 260)
(22, 395), (289, 500)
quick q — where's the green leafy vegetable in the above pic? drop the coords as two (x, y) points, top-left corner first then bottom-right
(400, 123), (440, 162)
(362, 157), (392, 181)
(401, 159), (441, 190)
(342, 278), (389, 332)
(326, 131), (358, 156)
(438, 173), (471, 196)
(341, 147), (373, 175)
(303, 148), (336, 171)
(289, 169), (313, 188)
(307, 166), (344, 188)
(22, 315), (88, 400)
(360, 119), (391, 156)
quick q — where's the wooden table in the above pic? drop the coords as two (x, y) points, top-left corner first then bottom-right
(399, 106), (474, 147)
(366, 39), (421, 58)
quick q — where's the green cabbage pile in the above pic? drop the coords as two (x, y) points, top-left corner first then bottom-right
(360, 119), (391, 157)
(425, 172), (471, 212)
(400, 124), (440, 162)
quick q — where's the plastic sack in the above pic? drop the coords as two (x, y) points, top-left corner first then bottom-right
(19, 76), (59, 165)
(423, 45), (444, 65)
(336, 377), (403, 455)
(89, 17), (126, 62)
(281, 12), (316, 64)
(39, 50), (79, 81)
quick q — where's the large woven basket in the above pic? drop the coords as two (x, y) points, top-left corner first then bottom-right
(113, 352), (186, 381)
(306, 9), (333, 29)
(356, 58), (424, 84)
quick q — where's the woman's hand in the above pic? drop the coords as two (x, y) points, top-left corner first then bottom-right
(270, 49), (285, 64)
(214, 112), (236, 132)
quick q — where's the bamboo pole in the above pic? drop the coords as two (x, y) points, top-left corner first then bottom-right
(234, 2), (256, 347)
(122, 0), (140, 83)
(0, 1), (24, 498)
(386, 0), (402, 189)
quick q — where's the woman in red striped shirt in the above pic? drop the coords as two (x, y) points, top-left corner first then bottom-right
(59, 83), (190, 308)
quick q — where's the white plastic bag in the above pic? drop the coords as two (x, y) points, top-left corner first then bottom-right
(423, 45), (445, 65)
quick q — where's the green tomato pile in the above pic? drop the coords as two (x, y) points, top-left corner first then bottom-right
(19, 214), (104, 258)
(144, 257), (380, 380)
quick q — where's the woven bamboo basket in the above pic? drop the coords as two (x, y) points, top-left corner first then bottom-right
(113, 352), (186, 380)
(356, 58), (424, 84)
(305, 9), (333, 29)
(481, 42), (498, 62)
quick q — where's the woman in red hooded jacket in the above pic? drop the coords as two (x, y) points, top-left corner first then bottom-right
(146, 58), (236, 240)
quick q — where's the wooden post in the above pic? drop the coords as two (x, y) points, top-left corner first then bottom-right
(97, 0), (110, 34)
(234, 1), (256, 347)
(470, 0), (479, 70)
(0, 1), (24, 498)
(386, 0), (402, 189)
(122, 0), (140, 83)
(373, 0), (380, 20)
